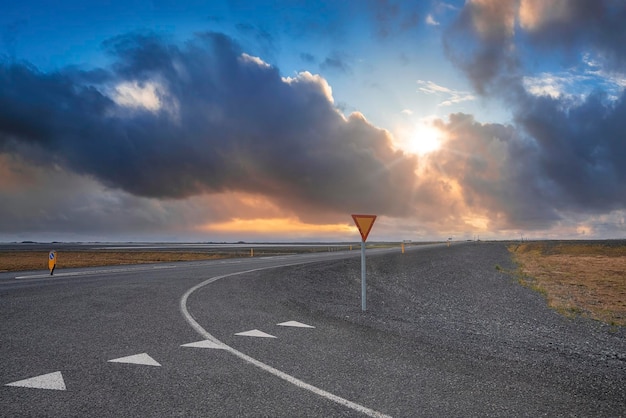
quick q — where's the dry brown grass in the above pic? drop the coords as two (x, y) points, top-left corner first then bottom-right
(510, 242), (626, 326)
(0, 251), (231, 273)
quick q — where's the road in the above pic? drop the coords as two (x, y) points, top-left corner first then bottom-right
(1, 243), (624, 417)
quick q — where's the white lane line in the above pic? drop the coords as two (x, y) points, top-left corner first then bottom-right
(15, 264), (178, 280)
(179, 265), (392, 418)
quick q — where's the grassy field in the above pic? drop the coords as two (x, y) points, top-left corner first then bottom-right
(0, 242), (408, 273)
(509, 241), (626, 326)
(0, 251), (235, 273)
(0, 244), (366, 273)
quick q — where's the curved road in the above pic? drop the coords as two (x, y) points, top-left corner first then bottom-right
(1, 243), (624, 417)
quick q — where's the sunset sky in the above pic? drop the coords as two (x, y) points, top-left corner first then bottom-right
(1, 0), (626, 242)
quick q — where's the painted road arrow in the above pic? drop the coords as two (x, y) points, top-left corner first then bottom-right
(5, 371), (67, 391)
(108, 353), (161, 366)
(235, 329), (277, 338)
(277, 321), (315, 328)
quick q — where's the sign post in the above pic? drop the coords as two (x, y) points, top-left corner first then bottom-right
(351, 214), (377, 311)
(48, 251), (57, 276)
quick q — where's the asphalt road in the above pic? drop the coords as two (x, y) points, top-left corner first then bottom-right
(1, 243), (624, 417)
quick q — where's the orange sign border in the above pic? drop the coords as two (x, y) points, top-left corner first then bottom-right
(351, 214), (377, 242)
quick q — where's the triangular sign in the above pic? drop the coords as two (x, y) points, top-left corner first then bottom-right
(351, 214), (377, 242)
(5, 371), (66, 391)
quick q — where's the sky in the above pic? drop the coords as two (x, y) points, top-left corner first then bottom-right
(1, 0), (626, 242)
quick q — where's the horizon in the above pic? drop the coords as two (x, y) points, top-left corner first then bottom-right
(4, 238), (626, 246)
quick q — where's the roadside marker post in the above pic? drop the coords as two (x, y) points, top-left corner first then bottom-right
(351, 214), (377, 312)
(48, 251), (57, 276)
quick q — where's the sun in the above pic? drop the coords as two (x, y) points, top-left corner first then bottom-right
(398, 120), (444, 156)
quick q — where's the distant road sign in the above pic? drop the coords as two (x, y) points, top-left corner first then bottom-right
(48, 251), (56, 275)
(351, 214), (377, 242)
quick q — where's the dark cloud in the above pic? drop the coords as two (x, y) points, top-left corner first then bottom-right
(0, 31), (417, 222)
(520, 0), (626, 71)
(442, 0), (519, 95)
(438, 0), (626, 230)
(515, 90), (626, 212)
(444, 0), (626, 94)
(0, 155), (181, 238)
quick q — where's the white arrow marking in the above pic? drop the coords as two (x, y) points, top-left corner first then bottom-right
(235, 329), (277, 338)
(181, 340), (226, 349)
(277, 320), (315, 328)
(5, 371), (66, 391)
(108, 353), (161, 366)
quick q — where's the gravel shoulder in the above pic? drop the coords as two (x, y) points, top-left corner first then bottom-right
(193, 242), (626, 416)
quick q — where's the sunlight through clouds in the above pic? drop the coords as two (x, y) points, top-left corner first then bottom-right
(394, 117), (444, 156)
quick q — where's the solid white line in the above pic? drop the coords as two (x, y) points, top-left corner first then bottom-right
(179, 263), (392, 418)
(15, 264), (178, 280)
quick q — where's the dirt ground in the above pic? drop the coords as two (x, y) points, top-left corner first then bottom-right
(510, 242), (626, 326)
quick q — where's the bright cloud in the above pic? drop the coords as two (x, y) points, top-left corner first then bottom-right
(239, 53), (271, 68)
(112, 81), (162, 111)
(416, 80), (475, 106)
(425, 14), (440, 26)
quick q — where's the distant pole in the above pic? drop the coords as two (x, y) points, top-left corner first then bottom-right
(361, 240), (366, 311)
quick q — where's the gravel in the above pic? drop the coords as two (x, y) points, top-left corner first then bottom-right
(245, 242), (626, 416)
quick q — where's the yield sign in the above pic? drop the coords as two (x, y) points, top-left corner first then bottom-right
(351, 214), (377, 242)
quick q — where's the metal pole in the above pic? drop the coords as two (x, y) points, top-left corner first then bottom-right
(361, 240), (366, 311)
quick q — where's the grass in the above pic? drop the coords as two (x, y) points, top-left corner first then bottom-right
(0, 242), (422, 274)
(509, 242), (626, 326)
(0, 251), (233, 273)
